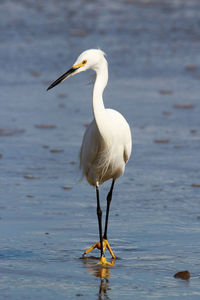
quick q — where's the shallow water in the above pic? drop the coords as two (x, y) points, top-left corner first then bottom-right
(1, 0), (200, 299)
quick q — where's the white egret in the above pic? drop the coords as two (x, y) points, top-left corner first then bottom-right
(47, 49), (132, 266)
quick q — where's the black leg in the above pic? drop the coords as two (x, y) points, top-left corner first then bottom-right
(96, 184), (103, 257)
(103, 179), (115, 240)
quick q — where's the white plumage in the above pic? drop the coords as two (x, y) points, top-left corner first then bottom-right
(80, 109), (132, 186)
(47, 49), (132, 265)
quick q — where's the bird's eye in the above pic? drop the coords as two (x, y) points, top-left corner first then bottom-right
(82, 60), (87, 65)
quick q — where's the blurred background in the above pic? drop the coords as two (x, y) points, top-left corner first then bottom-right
(0, 0), (200, 299)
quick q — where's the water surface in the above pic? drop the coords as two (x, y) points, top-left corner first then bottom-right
(0, 0), (200, 299)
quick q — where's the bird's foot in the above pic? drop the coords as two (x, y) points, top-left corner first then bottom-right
(83, 238), (116, 259)
(97, 256), (115, 266)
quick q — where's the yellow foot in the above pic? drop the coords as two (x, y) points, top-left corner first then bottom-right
(97, 256), (115, 266)
(83, 238), (116, 259)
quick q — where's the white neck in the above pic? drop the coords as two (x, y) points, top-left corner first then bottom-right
(92, 57), (109, 140)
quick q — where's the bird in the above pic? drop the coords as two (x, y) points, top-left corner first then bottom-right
(47, 49), (132, 266)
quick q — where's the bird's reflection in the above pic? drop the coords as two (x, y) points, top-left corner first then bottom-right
(98, 278), (110, 300)
(81, 256), (115, 300)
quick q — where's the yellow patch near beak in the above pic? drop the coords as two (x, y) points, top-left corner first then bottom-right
(73, 62), (84, 69)
(73, 60), (87, 69)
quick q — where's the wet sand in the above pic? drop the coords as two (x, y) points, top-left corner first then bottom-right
(0, 0), (200, 299)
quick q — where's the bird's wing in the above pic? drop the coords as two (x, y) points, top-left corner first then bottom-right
(106, 109), (132, 164)
(79, 120), (101, 177)
(123, 142), (132, 163)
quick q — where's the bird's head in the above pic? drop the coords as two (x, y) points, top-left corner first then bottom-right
(47, 49), (106, 91)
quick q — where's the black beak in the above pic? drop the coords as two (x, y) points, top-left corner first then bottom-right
(47, 67), (78, 91)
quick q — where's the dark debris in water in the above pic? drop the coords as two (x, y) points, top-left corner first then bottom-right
(57, 93), (68, 99)
(174, 145), (185, 149)
(31, 70), (41, 77)
(62, 186), (72, 190)
(154, 139), (170, 144)
(173, 104), (196, 109)
(162, 111), (172, 116)
(190, 129), (197, 134)
(191, 183), (200, 188)
(35, 124), (57, 129)
(185, 65), (197, 71)
(69, 28), (88, 37)
(50, 149), (64, 153)
(159, 89), (173, 95)
(0, 128), (25, 136)
(58, 103), (66, 108)
(24, 174), (36, 180)
(42, 145), (50, 149)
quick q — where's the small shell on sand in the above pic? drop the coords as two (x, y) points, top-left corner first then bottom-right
(174, 270), (190, 280)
